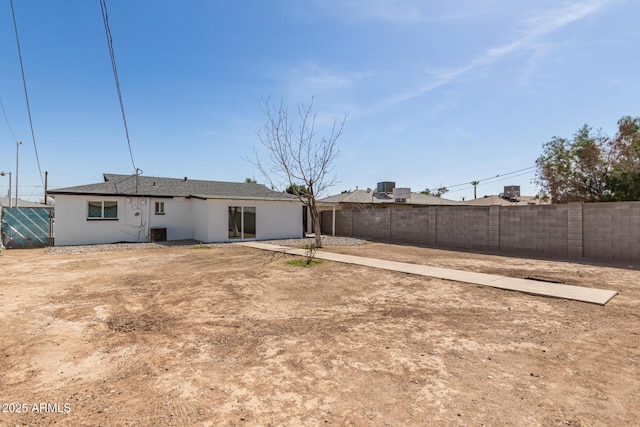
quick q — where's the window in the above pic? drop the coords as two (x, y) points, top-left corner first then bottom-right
(155, 201), (165, 215)
(228, 206), (256, 239)
(87, 201), (118, 220)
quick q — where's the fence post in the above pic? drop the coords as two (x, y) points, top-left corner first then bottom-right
(567, 202), (583, 258)
(427, 206), (437, 245)
(488, 205), (500, 251)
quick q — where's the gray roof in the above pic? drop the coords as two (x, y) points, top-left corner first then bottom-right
(319, 189), (463, 205)
(461, 195), (547, 206)
(0, 197), (52, 208)
(48, 173), (298, 202)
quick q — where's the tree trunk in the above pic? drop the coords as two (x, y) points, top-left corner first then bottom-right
(313, 214), (322, 248)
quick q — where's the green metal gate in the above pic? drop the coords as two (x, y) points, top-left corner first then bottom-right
(1, 207), (53, 248)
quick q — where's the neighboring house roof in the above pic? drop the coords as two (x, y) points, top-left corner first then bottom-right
(0, 197), (51, 208)
(48, 173), (298, 202)
(462, 195), (546, 206)
(319, 189), (463, 206)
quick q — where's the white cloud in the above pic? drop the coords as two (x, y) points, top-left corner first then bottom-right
(316, 0), (484, 24)
(388, 0), (615, 104)
(284, 62), (359, 95)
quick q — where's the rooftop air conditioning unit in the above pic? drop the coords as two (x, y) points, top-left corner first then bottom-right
(377, 181), (395, 193)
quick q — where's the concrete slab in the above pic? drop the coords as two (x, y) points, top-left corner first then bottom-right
(238, 242), (618, 306)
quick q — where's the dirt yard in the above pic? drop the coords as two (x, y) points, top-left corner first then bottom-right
(1, 241), (639, 426)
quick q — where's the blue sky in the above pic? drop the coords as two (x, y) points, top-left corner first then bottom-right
(1, 0), (638, 202)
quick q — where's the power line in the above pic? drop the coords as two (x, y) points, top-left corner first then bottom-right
(446, 170), (535, 194)
(9, 0), (44, 187)
(426, 166), (537, 192)
(99, 0), (137, 172)
(0, 94), (18, 141)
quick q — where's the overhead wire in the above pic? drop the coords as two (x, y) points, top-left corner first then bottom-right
(0, 94), (18, 141)
(99, 0), (138, 172)
(9, 0), (45, 187)
(426, 166), (537, 193)
(446, 170), (536, 194)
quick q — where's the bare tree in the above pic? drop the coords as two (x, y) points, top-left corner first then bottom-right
(252, 97), (346, 248)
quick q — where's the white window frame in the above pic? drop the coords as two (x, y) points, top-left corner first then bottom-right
(155, 201), (165, 215)
(87, 201), (118, 220)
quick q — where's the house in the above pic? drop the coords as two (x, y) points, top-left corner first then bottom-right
(319, 182), (463, 210)
(317, 182), (462, 236)
(461, 195), (546, 206)
(319, 189), (463, 208)
(48, 173), (303, 246)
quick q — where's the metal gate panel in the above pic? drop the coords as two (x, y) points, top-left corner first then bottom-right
(1, 207), (52, 248)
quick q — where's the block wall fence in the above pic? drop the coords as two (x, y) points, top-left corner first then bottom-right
(320, 202), (640, 262)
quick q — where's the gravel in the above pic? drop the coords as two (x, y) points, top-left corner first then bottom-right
(45, 236), (367, 255)
(261, 236), (367, 247)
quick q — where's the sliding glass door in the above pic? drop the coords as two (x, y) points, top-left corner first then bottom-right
(228, 206), (256, 239)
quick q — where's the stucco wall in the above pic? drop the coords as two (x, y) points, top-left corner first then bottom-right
(199, 199), (303, 242)
(149, 197), (194, 241)
(53, 195), (303, 246)
(54, 195), (149, 245)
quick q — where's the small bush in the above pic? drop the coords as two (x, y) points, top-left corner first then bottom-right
(285, 259), (323, 267)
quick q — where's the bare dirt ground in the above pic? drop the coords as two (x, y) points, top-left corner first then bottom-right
(1, 241), (639, 426)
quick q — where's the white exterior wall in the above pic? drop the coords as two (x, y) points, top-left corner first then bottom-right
(192, 199), (302, 242)
(192, 199), (213, 242)
(254, 200), (303, 240)
(53, 195), (148, 245)
(53, 194), (302, 245)
(149, 197), (193, 240)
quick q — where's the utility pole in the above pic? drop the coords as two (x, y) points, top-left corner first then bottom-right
(15, 140), (23, 206)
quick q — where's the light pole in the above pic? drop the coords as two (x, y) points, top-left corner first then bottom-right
(0, 171), (11, 208)
(15, 140), (23, 207)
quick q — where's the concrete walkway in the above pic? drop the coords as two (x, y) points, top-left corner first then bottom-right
(238, 242), (618, 306)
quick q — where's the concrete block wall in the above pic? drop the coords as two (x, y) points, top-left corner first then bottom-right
(333, 209), (353, 236)
(435, 206), (491, 250)
(352, 209), (391, 241)
(321, 201), (640, 263)
(499, 205), (569, 257)
(390, 207), (430, 244)
(583, 202), (640, 261)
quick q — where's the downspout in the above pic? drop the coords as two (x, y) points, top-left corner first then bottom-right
(145, 197), (151, 241)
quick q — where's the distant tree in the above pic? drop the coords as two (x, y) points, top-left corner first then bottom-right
(470, 180), (480, 199)
(606, 116), (640, 201)
(435, 186), (449, 197)
(285, 184), (309, 196)
(252, 97), (346, 248)
(244, 177), (257, 184)
(535, 124), (611, 203)
(421, 187), (448, 197)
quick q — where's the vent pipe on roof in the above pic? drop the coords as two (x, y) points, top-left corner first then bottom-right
(184, 177), (188, 181)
